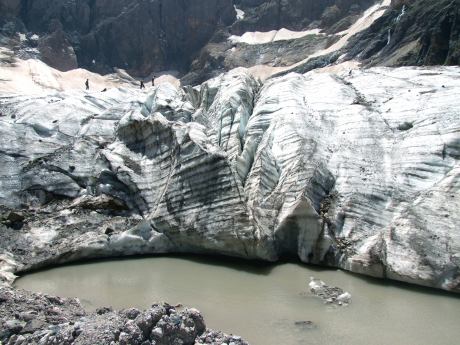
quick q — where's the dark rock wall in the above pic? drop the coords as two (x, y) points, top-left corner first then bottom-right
(2, 0), (236, 75)
(231, 0), (377, 33)
(346, 0), (460, 66)
(2, 0), (379, 75)
(1, 0), (459, 76)
(76, 0), (236, 75)
(0, 0), (21, 16)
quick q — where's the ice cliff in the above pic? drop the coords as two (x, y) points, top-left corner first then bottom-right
(1, 67), (459, 292)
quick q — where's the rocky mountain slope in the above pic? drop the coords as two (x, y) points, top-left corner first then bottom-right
(231, 0), (377, 33)
(2, 0), (459, 83)
(1, 0), (236, 75)
(346, 0), (460, 66)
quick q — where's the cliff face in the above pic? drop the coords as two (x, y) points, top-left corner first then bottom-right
(1, 0), (236, 75)
(232, 0), (376, 33)
(346, 0), (460, 66)
(3, 0), (459, 79)
(0, 0), (20, 15)
(1, 67), (459, 293)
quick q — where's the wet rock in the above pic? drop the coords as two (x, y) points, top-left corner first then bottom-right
(96, 307), (113, 315)
(196, 330), (249, 345)
(309, 277), (352, 306)
(294, 320), (316, 330)
(1, 211), (25, 230)
(46, 295), (64, 305)
(122, 308), (141, 320)
(104, 227), (115, 236)
(5, 211), (24, 224)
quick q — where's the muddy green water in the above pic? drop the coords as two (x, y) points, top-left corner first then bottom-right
(15, 256), (460, 345)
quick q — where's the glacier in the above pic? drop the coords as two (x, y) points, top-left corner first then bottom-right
(0, 66), (459, 293)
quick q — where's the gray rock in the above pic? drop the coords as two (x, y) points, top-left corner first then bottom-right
(135, 306), (166, 338)
(17, 311), (37, 322)
(20, 319), (46, 334)
(119, 320), (144, 345)
(196, 330), (249, 345)
(38, 24), (78, 72)
(0, 285), (244, 344)
(122, 308), (141, 320)
(3, 319), (25, 334)
(309, 277), (351, 306)
(96, 307), (113, 315)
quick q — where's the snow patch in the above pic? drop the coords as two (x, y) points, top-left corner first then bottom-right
(229, 28), (322, 45)
(0, 57), (181, 94)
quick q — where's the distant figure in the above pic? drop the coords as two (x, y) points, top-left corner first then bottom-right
(85, 79), (89, 90)
(140, 80), (145, 89)
(101, 88), (107, 92)
(152, 75), (155, 86)
(348, 70), (352, 76)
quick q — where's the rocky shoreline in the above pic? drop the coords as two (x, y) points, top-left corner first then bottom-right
(0, 205), (251, 345)
(0, 285), (248, 345)
(0, 209), (249, 344)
